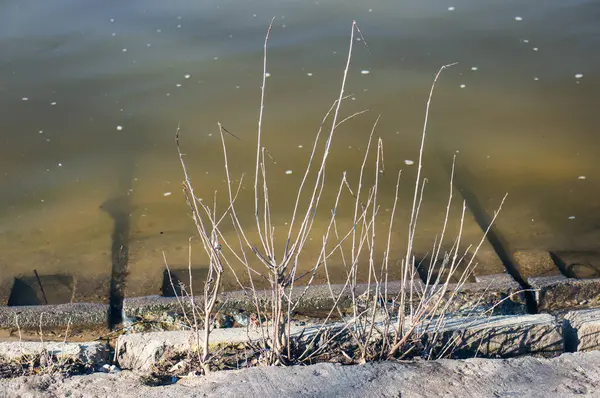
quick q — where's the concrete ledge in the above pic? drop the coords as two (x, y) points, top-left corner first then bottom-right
(532, 276), (600, 311)
(116, 313), (563, 372)
(564, 308), (600, 352)
(0, 303), (108, 330)
(428, 314), (563, 358)
(0, 341), (109, 368)
(1, 275), (600, 332)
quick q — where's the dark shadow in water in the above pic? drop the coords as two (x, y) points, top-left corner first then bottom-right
(7, 278), (41, 306)
(101, 195), (131, 328)
(438, 155), (538, 314)
(7, 274), (74, 306)
(161, 268), (209, 297)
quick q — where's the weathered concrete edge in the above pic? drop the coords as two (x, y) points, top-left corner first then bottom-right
(0, 309), (597, 374)
(0, 341), (109, 368)
(115, 313), (566, 371)
(1, 276), (600, 330)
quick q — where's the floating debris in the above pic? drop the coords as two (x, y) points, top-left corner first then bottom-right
(514, 16), (523, 21)
(448, 6), (455, 11)
(568, 216), (576, 220)
(21, 97), (29, 101)
(184, 74), (191, 79)
(404, 160), (414, 165)
(306, 72), (313, 76)
(361, 70), (370, 75)
(50, 101), (57, 106)
(577, 176), (587, 180)
(116, 125), (123, 131)
(265, 72), (271, 77)
(285, 170), (293, 175)
(575, 73), (584, 79)
(471, 66), (478, 71)
(533, 47), (539, 51)
(164, 192), (172, 197)
(460, 84), (466, 88)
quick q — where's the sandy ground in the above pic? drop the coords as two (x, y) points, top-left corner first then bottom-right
(1, 351), (600, 397)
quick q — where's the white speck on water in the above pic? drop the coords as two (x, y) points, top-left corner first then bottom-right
(368, 8), (373, 12)
(116, 125), (123, 131)
(361, 70), (370, 75)
(297, 145), (303, 148)
(253, 14), (257, 18)
(281, 24), (287, 28)
(578, 176), (587, 180)
(163, 192), (172, 197)
(471, 66), (478, 71)
(306, 72), (313, 76)
(166, 93), (171, 96)
(156, 29), (162, 33)
(235, 85), (240, 89)
(533, 47), (538, 51)
(455, 150), (460, 153)
(122, 48), (127, 52)
(522, 39), (529, 43)
(285, 170), (293, 175)
(22, 97), (28, 101)
(111, 33), (116, 37)
(58, 163), (62, 167)
(448, 6), (455, 11)
(177, 16), (182, 20)
(460, 84), (466, 88)
(38, 130), (43, 134)
(208, 133), (212, 137)
(265, 72), (271, 77)
(184, 74), (191, 79)
(568, 216), (576, 220)
(514, 16), (523, 21)
(176, 83), (182, 87)
(41, 199), (44, 203)
(110, 18), (115, 23)
(50, 101), (57, 106)
(147, 43), (151, 47)
(404, 160), (414, 165)
(575, 73), (584, 79)
(177, 24), (182, 28)
(534, 77), (539, 81)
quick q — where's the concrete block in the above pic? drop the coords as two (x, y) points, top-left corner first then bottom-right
(513, 250), (561, 279)
(426, 313), (563, 358)
(532, 276), (600, 311)
(564, 309), (600, 352)
(0, 341), (108, 368)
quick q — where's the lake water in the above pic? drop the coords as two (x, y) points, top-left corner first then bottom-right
(1, 0), (599, 306)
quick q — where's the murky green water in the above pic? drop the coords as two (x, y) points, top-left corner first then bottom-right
(1, 0), (599, 304)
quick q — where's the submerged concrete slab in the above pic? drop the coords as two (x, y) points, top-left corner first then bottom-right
(513, 250), (561, 279)
(427, 313), (563, 358)
(564, 308), (600, 352)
